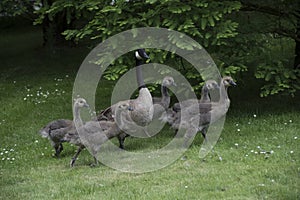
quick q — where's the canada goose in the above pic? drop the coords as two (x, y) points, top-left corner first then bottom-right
(153, 76), (176, 108)
(98, 49), (152, 124)
(172, 80), (219, 112)
(169, 80), (218, 138)
(97, 49), (153, 149)
(39, 119), (73, 157)
(163, 80), (219, 132)
(115, 76), (176, 149)
(67, 98), (133, 167)
(181, 76), (236, 146)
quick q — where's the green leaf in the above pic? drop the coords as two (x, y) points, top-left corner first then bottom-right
(265, 73), (272, 81)
(208, 16), (215, 26)
(201, 18), (207, 30)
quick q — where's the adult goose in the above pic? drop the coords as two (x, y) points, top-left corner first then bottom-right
(97, 49), (153, 149)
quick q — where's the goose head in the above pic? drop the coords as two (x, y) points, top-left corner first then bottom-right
(135, 49), (150, 60)
(205, 80), (219, 90)
(74, 98), (89, 108)
(162, 76), (177, 87)
(116, 101), (134, 111)
(222, 76), (237, 87)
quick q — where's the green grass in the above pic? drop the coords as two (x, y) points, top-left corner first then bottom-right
(0, 22), (299, 200)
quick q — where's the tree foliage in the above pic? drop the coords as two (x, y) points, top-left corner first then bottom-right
(2, 0), (299, 96)
(237, 0), (300, 96)
(60, 0), (243, 92)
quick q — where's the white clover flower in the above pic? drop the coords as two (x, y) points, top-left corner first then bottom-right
(237, 129), (240, 132)
(23, 97), (27, 101)
(248, 122), (251, 125)
(257, 146), (261, 149)
(184, 186), (188, 189)
(289, 120), (292, 123)
(255, 151), (258, 154)
(12, 158), (15, 161)
(284, 122), (287, 125)
(0, 152), (3, 155)
(1, 158), (5, 161)
(7, 158), (10, 160)
(253, 114), (257, 118)
(270, 150), (274, 154)
(66, 75), (69, 78)
(245, 154), (248, 157)
(234, 143), (239, 146)
(290, 151), (294, 154)
(250, 150), (254, 153)
(294, 137), (298, 140)
(235, 123), (239, 126)
(35, 140), (39, 143)
(5, 151), (8, 154)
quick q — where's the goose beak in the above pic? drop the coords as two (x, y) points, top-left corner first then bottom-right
(229, 80), (237, 86)
(138, 49), (150, 59)
(128, 106), (134, 111)
(84, 103), (90, 108)
(173, 82), (177, 87)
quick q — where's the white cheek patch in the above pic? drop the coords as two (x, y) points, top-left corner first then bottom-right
(135, 51), (142, 60)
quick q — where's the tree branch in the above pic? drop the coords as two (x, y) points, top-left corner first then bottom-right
(240, 1), (297, 19)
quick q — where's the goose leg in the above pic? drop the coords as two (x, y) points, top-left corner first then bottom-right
(174, 129), (179, 137)
(56, 143), (64, 157)
(52, 142), (62, 158)
(70, 146), (83, 167)
(183, 127), (198, 148)
(201, 127), (207, 140)
(91, 156), (98, 167)
(118, 134), (125, 149)
(118, 133), (127, 149)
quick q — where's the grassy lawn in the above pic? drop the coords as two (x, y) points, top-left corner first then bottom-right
(0, 23), (299, 200)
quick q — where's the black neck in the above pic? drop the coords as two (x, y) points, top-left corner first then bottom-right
(138, 85), (147, 90)
(136, 58), (145, 89)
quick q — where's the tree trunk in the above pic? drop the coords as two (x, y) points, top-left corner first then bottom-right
(294, 12), (300, 69)
(41, 0), (74, 48)
(295, 39), (300, 69)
